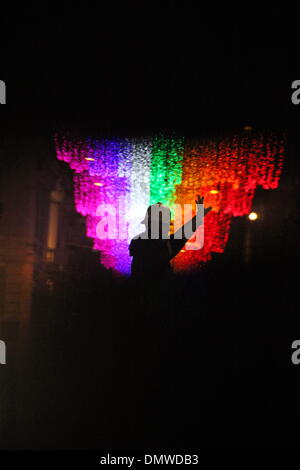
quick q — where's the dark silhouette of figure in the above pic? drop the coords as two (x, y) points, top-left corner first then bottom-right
(129, 195), (211, 280)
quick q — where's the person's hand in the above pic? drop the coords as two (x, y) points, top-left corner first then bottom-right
(195, 195), (212, 217)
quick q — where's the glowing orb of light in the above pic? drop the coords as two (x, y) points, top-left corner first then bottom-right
(248, 212), (258, 221)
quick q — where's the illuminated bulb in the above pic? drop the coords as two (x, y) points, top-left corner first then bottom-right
(93, 182), (103, 187)
(209, 190), (219, 194)
(248, 212), (258, 221)
(85, 157), (95, 161)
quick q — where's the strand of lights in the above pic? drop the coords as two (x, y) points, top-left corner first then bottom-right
(55, 132), (285, 275)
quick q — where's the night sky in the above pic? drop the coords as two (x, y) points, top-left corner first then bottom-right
(0, 6), (297, 137)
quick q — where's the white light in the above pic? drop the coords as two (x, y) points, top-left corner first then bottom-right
(248, 212), (258, 221)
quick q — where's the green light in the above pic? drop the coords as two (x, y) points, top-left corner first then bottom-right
(150, 135), (184, 213)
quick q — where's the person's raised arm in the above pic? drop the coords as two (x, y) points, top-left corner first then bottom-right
(169, 195), (212, 259)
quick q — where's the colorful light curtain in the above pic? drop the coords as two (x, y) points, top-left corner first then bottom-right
(55, 132), (284, 275)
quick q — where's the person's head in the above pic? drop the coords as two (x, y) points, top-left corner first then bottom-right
(141, 202), (171, 239)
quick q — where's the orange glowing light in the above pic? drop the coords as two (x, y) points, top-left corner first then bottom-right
(93, 182), (103, 187)
(85, 157), (95, 161)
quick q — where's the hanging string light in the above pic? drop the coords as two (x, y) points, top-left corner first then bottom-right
(55, 132), (285, 275)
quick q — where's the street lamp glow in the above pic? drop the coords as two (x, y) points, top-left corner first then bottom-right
(248, 212), (258, 221)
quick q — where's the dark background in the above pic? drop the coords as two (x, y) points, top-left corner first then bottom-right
(0, 5), (297, 136)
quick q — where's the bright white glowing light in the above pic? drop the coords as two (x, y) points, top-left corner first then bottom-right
(248, 212), (258, 221)
(126, 139), (152, 240)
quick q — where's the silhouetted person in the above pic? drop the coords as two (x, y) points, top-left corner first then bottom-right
(129, 195), (211, 281)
